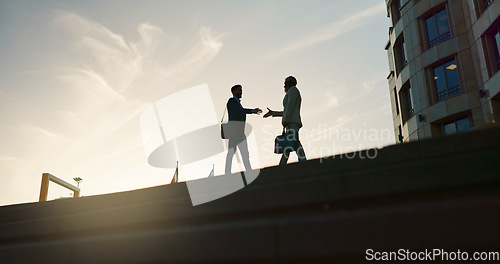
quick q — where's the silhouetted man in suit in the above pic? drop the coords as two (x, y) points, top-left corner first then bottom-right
(264, 76), (306, 165)
(225, 84), (262, 176)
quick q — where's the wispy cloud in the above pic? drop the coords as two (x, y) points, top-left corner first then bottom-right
(44, 10), (226, 137)
(0, 11), (226, 203)
(269, 2), (385, 59)
(302, 74), (387, 131)
(52, 10), (224, 102)
(0, 155), (20, 164)
(160, 26), (224, 82)
(45, 10), (225, 164)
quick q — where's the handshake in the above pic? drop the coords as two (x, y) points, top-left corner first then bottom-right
(252, 107), (281, 118)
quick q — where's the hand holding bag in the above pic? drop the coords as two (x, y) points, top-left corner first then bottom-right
(274, 128), (297, 154)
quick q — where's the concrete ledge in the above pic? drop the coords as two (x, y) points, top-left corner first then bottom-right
(0, 127), (499, 263)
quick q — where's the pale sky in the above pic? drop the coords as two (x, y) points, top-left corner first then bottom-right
(0, 0), (394, 206)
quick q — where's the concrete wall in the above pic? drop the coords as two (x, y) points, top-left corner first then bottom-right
(0, 127), (499, 263)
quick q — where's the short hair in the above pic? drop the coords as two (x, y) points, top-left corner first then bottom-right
(285, 76), (297, 87)
(231, 84), (242, 93)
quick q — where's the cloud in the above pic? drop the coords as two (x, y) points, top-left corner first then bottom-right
(341, 78), (380, 106)
(325, 90), (340, 108)
(270, 2), (385, 58)
(0, 155), (20, 168)
(46, 10), (225, 163)
(45, 10), (226, 137)
(302, 75), (386, 129)
(53, 12), (139, 90)
(52, 10), (224, 102)
(159, 26), (224, 82)
(0, 11), (226, 206)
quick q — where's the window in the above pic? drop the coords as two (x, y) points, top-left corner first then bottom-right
(494, 29), (500, 70)
(433, 59), (461, 101)
(391, 0), (402, 26)
(402, 39), (408, 67)
(483, 21), (500, 75)
(399, 82), (414, 123)
(442, 117), (472, 135)
(425, 8), (451, 48)
(394, 35), (408, 74)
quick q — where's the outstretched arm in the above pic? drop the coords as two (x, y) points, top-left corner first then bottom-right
(263, 107), (283, 118)
(243, 107), (262, 115)
(252, 108), (263, 114)
(230, 98), (262, 116)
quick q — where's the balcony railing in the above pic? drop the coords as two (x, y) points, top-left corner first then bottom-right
(437, 85), (461, 101)
(429, 32), (451, 48)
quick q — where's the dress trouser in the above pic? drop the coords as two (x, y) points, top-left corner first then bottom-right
(279, 123), (307, 165)
(225, 124), (252, 175)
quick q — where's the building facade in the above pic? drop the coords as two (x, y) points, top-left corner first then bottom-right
(385, 0), (500, 143)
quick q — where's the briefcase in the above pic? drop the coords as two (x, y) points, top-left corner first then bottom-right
(220, 106), (228, 139)
(274, 129), (297, 154)
(222, 121), (245, 139)
(221, 122), (229, 139)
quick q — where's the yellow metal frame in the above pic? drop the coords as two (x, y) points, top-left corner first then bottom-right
(39, 173), (80, 202)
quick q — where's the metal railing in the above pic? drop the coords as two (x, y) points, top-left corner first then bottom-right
(39, 173), (80, 202)
(437, 85), (461, 101)
(429, 32), (451, 48)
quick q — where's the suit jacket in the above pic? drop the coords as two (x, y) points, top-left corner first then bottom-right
(282, 86), (302, 128)
(227, 97), (253, 122)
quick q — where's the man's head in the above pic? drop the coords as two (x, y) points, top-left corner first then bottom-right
(231, 84), (243, 99)
(284, 76), (297, 90)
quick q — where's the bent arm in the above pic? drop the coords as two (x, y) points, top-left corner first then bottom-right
(282, 88), (298, 123)
(242, 107), (254, 114)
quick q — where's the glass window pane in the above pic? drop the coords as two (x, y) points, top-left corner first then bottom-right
(445, 60), (459, 88)
(434, 65), (446, 93)
(426, 16), (438, 42)
(436, 9), (450, 36)
(408, 86), (414, 110)
(456, 118), (471, 133)
(494, 31), (500, 59)
(399, 39), (407, 68)
(403, 89), (411, 115)
(443, 122), (456, 135)
(402, 40), (408, 62)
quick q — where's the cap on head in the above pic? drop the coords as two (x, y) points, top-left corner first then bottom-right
(284, 76), (297, 88)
